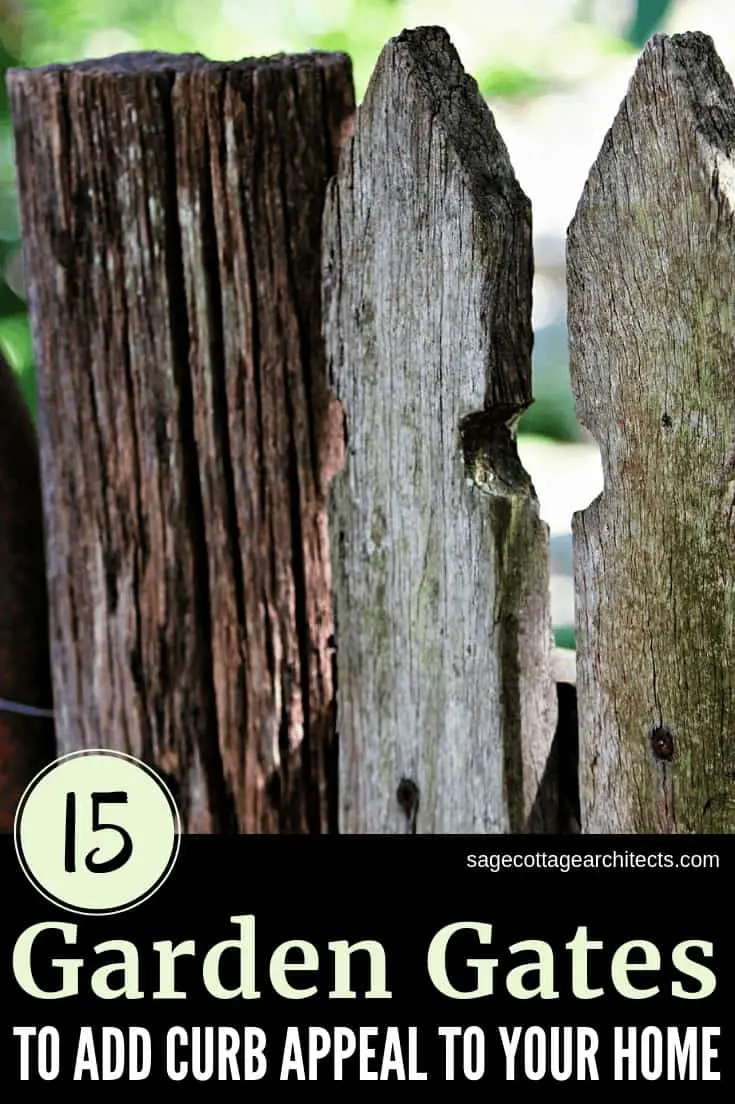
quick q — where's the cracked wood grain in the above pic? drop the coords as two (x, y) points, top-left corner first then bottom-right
(568, 31), (735, 832)
(324, 26), (558, 833)
(8, 49), (354, 832)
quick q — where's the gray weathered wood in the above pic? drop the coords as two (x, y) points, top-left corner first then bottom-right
(8, 50), (354, 833)
(568, 31), (735, 832)
(324, 26), (558, 833)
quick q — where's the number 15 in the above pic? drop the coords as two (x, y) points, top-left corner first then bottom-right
(64, 792), (134, 874)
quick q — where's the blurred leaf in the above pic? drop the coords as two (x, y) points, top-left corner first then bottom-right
(554, 625), (576, 650)
(0, 271), (24, 316)
(0, 40), (13, 115)
(519, 384), (581, 443)
(0, 311), (36, 418)
(476, 62), (548, 101)
(0, 310), (31, 366)
(304, 1), (404, 100)
(625, 0), (673, 48)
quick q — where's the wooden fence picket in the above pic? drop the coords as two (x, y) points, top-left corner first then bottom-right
(568, 31), (735, 832)
(323, 26), (559, 834)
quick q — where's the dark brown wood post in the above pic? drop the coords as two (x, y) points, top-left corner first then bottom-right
(8, 50), (354, 832)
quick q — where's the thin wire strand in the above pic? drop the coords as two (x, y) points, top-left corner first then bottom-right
(0, 697), (55, 719)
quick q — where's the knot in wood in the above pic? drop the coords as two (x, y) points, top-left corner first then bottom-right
(649, 724), (674, 762)
(396, 777), (420, 824)
(459, 406), (534, 499)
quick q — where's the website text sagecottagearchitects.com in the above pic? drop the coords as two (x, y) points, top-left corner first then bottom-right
(466, 852), (720, 872)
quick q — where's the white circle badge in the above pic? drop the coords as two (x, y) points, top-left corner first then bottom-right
(14, 749), (181, 916)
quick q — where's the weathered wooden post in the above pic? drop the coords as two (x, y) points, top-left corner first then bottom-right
(568, 31), (735, 832)
(324, 26), (559, 833)
(8, 50), (354, 832)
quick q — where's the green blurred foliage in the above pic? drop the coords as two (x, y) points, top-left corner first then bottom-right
(476, 62), (549, 100)
(0, 0), (674, 428)
(554, 625), (576, 650)
(625, 0), (673, 47)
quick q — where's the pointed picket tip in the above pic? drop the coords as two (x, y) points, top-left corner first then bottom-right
(568, 29), (735, 446)
(566, 29), (735, 832)
(568, 31), (735, 225)
(331, 24), (534, 412)
(358, 26), (529, 278)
